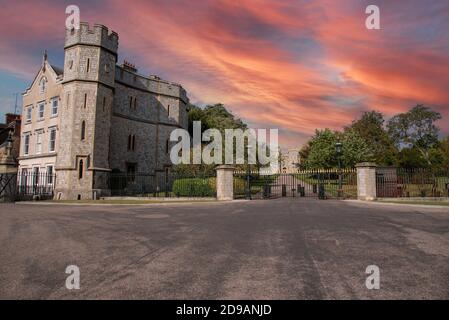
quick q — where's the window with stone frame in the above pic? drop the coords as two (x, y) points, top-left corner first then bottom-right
(47, 165), (54, 184)
(23, 133), (30, 155)
(49, 128), (56, 152)
(38, 102), (45, 119)
(25, 106), (32, 122)
(39, 77), (47, 94)
(51, 97), (59, 116)
(35, 131), (43, 154)
(81, 121), (86, 141)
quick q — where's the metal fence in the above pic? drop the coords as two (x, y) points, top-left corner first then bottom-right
(16, 172), (56, 200)
(377, 168), (449, 198)
(109, 172), (217, 197)
(234, 168), (357, 200)
(0, 172), (56, 202)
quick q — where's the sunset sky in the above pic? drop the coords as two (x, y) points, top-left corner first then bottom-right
(0, 0), (448, 147)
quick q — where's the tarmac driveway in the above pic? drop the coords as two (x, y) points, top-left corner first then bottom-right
(0, 199), (448, 299)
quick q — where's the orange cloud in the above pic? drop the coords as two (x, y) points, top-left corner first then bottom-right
(0, 0), (448, 146)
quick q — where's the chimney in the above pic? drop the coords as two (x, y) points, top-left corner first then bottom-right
(5, 113), (20, 125)
(122, 60), (138, 73)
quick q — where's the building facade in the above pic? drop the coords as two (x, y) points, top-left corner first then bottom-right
(18, 22), (189, 200)
(281, 148), (301, 172)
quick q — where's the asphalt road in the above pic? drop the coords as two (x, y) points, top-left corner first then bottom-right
(0, 199), (449, 299)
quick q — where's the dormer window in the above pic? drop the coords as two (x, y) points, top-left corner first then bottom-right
(39, 77), (47, 94)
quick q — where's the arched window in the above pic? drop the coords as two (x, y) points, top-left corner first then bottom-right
(78, 159), (84, 179)
(81, 121), (86, 140)
(39, 77), (47, 94)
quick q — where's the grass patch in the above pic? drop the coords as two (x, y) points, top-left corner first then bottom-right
(378, 200), (449, 206)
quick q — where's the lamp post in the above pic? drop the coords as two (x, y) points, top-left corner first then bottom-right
(335, 142), (343, 198)
(246, 145), (253, 200)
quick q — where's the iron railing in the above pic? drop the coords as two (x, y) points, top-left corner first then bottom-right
(108, 172), (217, 197)
(377, 168), (449, 198)
(234, 168), (357, 199)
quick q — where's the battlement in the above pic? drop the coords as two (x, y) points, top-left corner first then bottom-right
(65, 22), (119, 53)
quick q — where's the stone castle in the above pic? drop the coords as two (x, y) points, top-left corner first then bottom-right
(18, 22), (189, 200)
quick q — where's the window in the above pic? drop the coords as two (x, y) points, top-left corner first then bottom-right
(134, 97), (137, 110)
(26, 106), (32, 122)
(129, 96), (133, 109)
(38, 102), (45, 119)
(87, 58), (90, 73)
(47, 166), (54, 184)
(32, 167), (40, 186)
(20, 169), (28, 191)
(166, 139), (169, 154)
(36, 131), (43, 154)
(23, 134), (30, 155)
(103, 97), (106, 112)
(51, 98), (58, 116)
(167, 105), (170, 116)
(81, 121), (86, 140)
(83, 93), (87, 109)
(78, 160), (84, 179)
(39, 77), (47, 94)
(49, 128), (56, 152)
(128, 134), (136, 151)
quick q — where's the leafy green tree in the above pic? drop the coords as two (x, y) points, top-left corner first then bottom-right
(387, 105), (442, 166)
(304, 129), (374, 169)
(187, 103), (246, 136)
(346, 111), (397, 165)
(340, 129), (375, 167)
(439, 136), (449, 170)
(174, 103), (249, 175)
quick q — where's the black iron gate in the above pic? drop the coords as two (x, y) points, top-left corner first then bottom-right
(234, 169), (357, 200)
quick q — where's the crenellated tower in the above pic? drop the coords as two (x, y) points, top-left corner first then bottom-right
(55, 22), (119, 200)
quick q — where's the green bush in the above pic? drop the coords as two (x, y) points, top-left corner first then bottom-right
(172, 178), (215, 197)
(233, 177), (246, 195)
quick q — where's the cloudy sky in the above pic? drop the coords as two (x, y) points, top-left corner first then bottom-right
(0, 0), (448, 147)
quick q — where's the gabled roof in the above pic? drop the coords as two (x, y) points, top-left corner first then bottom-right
(23, 60), (63, 95)
(50, 65), (64, 76)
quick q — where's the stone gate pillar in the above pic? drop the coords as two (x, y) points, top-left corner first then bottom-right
(216, 165), (235, 201)
(356, 162), (377, 201)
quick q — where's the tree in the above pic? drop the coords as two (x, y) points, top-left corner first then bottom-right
(298, 142), (311, 165)
(387, 105), (442, 166)
(304, 128), (374, 169)
(346, 111), (397, 165)
(174, 103), (249, 175)
(440, 136), (449, 170)
(340, 129), (375, 167)
(187, 103), (246, 136)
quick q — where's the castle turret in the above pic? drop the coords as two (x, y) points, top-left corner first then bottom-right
(55, 22), (119, 200)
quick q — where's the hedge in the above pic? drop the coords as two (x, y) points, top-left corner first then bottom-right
(172, 177), (216, 197)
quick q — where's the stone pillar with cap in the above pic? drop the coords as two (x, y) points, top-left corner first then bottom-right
(355, 162), (377, 201)
(216, 165), (235, 201)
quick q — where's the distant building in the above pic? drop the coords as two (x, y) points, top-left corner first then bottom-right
(18, 22), (189, 200)
(281, 148), (301, 172)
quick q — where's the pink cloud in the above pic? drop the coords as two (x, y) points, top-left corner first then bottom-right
(0, 0), (448, 146)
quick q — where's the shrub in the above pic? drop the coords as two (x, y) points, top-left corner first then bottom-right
(172, 178), (215, 197)
(233, 177), (246, 195)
